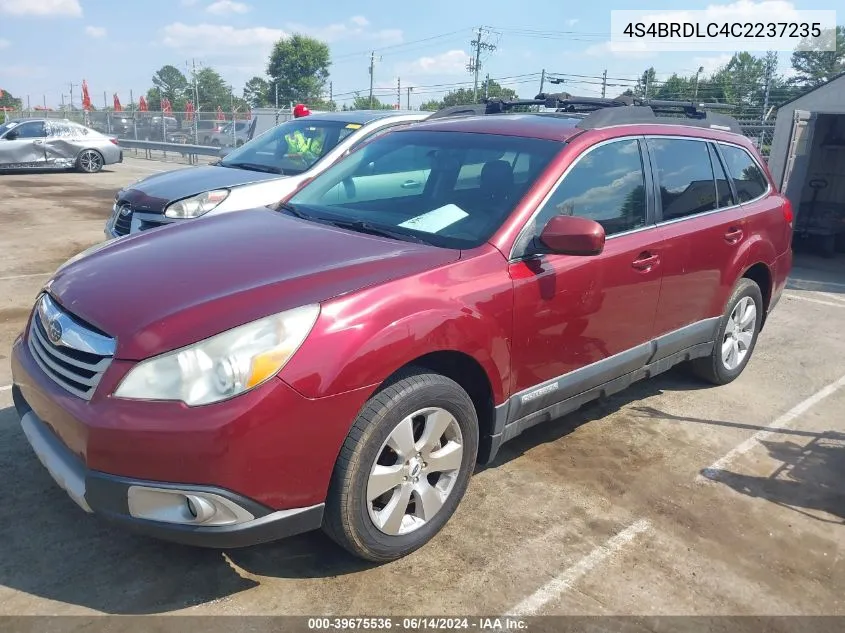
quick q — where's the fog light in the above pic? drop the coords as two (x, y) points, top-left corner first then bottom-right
(127, 486), (255, 526)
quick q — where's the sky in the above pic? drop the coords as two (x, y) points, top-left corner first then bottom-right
(0, 0), (840, 110)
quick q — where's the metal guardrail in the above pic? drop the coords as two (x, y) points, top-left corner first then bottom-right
(118, 139), (222, 164)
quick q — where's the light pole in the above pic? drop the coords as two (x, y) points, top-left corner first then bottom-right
(693, 66), (704, 100)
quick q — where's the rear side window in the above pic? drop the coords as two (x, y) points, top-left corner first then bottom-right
(719, 144), (768, 202)
(649, 138), (717, 221)
(532, 138), (647, 237)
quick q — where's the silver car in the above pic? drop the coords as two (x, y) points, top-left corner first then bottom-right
(0, 118), (123, 173)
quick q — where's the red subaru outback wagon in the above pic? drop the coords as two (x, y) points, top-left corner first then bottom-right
(11, 95), (793, 562)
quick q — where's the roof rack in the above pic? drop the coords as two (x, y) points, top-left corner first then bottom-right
(428, 92), (743, 134)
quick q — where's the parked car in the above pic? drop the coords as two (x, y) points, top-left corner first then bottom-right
(11, 95), (793, 562)
(207, 120), (252, 147)
(195, 120), (224, 144)
(104, 110), (429, 239)
(0, 118), (122, 173)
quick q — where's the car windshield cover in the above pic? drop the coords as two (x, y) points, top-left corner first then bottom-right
(286, 130), (563, 249)
(0, 121), (19, 136)
(219, 118), (361, 175)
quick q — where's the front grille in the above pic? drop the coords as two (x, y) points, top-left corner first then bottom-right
(113, 204), (133, 236)
(139, 218), (167, 232)
(27, 295), (115, 400)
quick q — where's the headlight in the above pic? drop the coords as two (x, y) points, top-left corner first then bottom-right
(114, 304), (320, 406)
(164, 189), (229, 219)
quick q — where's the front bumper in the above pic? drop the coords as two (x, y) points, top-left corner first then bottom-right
(14, 387), (324, 548)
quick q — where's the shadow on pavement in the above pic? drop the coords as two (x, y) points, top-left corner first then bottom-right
(0, 404), (370, 614)
(701, 432), (845, 525)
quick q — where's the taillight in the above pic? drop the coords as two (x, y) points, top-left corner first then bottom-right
(782, 198), (794, 226)
(109, 137), (119, 145)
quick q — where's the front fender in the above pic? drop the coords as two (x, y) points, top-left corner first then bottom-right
(278, 248), (513, 405)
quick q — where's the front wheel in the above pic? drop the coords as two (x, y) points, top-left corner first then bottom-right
(323, 369), (479, 562)
(691, 278), (764, 385)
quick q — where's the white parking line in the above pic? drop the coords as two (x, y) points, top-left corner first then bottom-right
(506, 519), (651, 617)
(698, 373), (845, 483)
(788, 276), (845, 291)
(784, 293), (845, 308)
(818, 292), (845, 304)
(0, 272), (52, 282)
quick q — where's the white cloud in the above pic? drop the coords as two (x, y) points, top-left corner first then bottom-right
(85, 25), (106, 38)
(0, 64), (47, 78)
(397, 49), (469, 76)
(284, 17), (402, 44)
(584, 40), (655, 59)
(206, 0), (250, 15)
(161, 22), (285, 50)
(0, 38), (9, 48)
(0, 0), (81, 16)
(692, 54), (733, 76)
(567, 18), (579, 26)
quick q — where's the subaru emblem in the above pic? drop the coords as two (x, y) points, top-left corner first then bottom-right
(119, 204), (132, 217)
(47, 318), (63, 345)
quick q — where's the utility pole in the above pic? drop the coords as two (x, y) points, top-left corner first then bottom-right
(368, 51), (376, 108)
(68, 82), (78, 110)
(43, 95), (46, 109)
(329, 81), (333, 107)
(407, 86), (413, 109)
(601, 69), (607, 98)
(397, 77), (401, 110)
(760, 51), (775, 147)
(484, 73), (490, 99)
(539, 69), (546, 95)
(693, 65), (704, 100)
(61, 93), (66, 111)
(468, 26), (496, 101)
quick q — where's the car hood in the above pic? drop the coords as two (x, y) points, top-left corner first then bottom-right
(120, 165), (284, 213)
(45, 209), (460, 360)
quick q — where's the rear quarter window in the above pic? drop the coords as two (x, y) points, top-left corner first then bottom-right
(719, 144), (768, 202)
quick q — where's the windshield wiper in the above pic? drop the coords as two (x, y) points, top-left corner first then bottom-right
(222, 162), (283, 174)
(278, 202), (314, 220)
(326, 219), (429, 244)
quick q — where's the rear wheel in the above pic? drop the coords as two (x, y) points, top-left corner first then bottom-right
(691, 278), (763, 385)
(323, 369), (479, 562)
(76, 149), (104, 173)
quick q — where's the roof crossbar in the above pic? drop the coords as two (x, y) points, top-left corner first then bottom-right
(428, 91), (743, 133)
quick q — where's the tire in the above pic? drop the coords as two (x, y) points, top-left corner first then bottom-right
(323, 368), (479, 562)
(691, 278), (764, 386)
(76, 149), (104, 173)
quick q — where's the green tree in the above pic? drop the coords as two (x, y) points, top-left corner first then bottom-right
(653, 73), (692, 100)
(244, 76), (271, 107)
(350, 93), (393, 110)
(790, 25), (845, 89)
(438, 79), (519, 108)
(635, 67), (657, 97)
(419, 99), (441, 111)
(149, 64), (189, 111)
(0, 88), (23, 111)
(267, 34), (331, 105)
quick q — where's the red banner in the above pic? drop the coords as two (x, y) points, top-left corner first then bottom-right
(139, 96), (148, 112)
(113, 93), (122, 112)
(81, 79), (92, 111)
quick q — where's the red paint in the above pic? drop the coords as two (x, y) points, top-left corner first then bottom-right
(11, 116), (792, 513)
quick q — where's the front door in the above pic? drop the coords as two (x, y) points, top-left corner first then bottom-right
(0, 120), (47, 167)
(508, 137), (663, 419)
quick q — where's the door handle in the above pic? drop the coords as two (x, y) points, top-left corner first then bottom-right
(631, 252), (659, 271)
(401, 180), (421, 189)
(33, 140), (45, 145)
(724, 227), (744, 244)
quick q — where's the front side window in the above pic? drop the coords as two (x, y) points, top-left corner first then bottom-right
(220, 119), (363, 175)
(5, 121), (45, 139)
(650, 138), (717, 221)
(286, 130), (562, 249)
(719, 144), (767, 202)
(531, 138), (648, 238)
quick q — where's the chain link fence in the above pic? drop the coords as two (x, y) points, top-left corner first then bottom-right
(1, 107), (293, 148)
(736, 120), (775, 159)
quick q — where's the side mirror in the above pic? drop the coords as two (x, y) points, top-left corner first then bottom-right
(539, 215), (605, 256)
(4, 131), (18, 141)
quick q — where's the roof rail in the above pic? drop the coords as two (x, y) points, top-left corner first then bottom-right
(428, 92), (743, 133)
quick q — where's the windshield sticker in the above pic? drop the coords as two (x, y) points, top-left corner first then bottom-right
(344, 123), (363, 130)
(398, 204), (469, 233)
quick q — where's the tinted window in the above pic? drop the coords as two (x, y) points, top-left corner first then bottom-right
(708, 143), (735, 208)
(650, 139), (717, 221)
(288, 130), (561, 249)
(533, 139), (647, 237)
(8, 121), (45, 139)
(720, 144), (767, 202)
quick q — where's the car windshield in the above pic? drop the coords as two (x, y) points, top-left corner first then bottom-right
(286, 130), (563, 249)
(219, 118), (361, 175)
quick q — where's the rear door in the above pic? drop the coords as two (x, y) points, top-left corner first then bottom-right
(0, 121), (48, 167)
(648, 137), (748, 338)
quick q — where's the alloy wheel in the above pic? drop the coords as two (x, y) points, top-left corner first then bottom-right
(79, 150), (102, 173)
(721, 296), (757, 370)
(366, 407), (464, 536)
